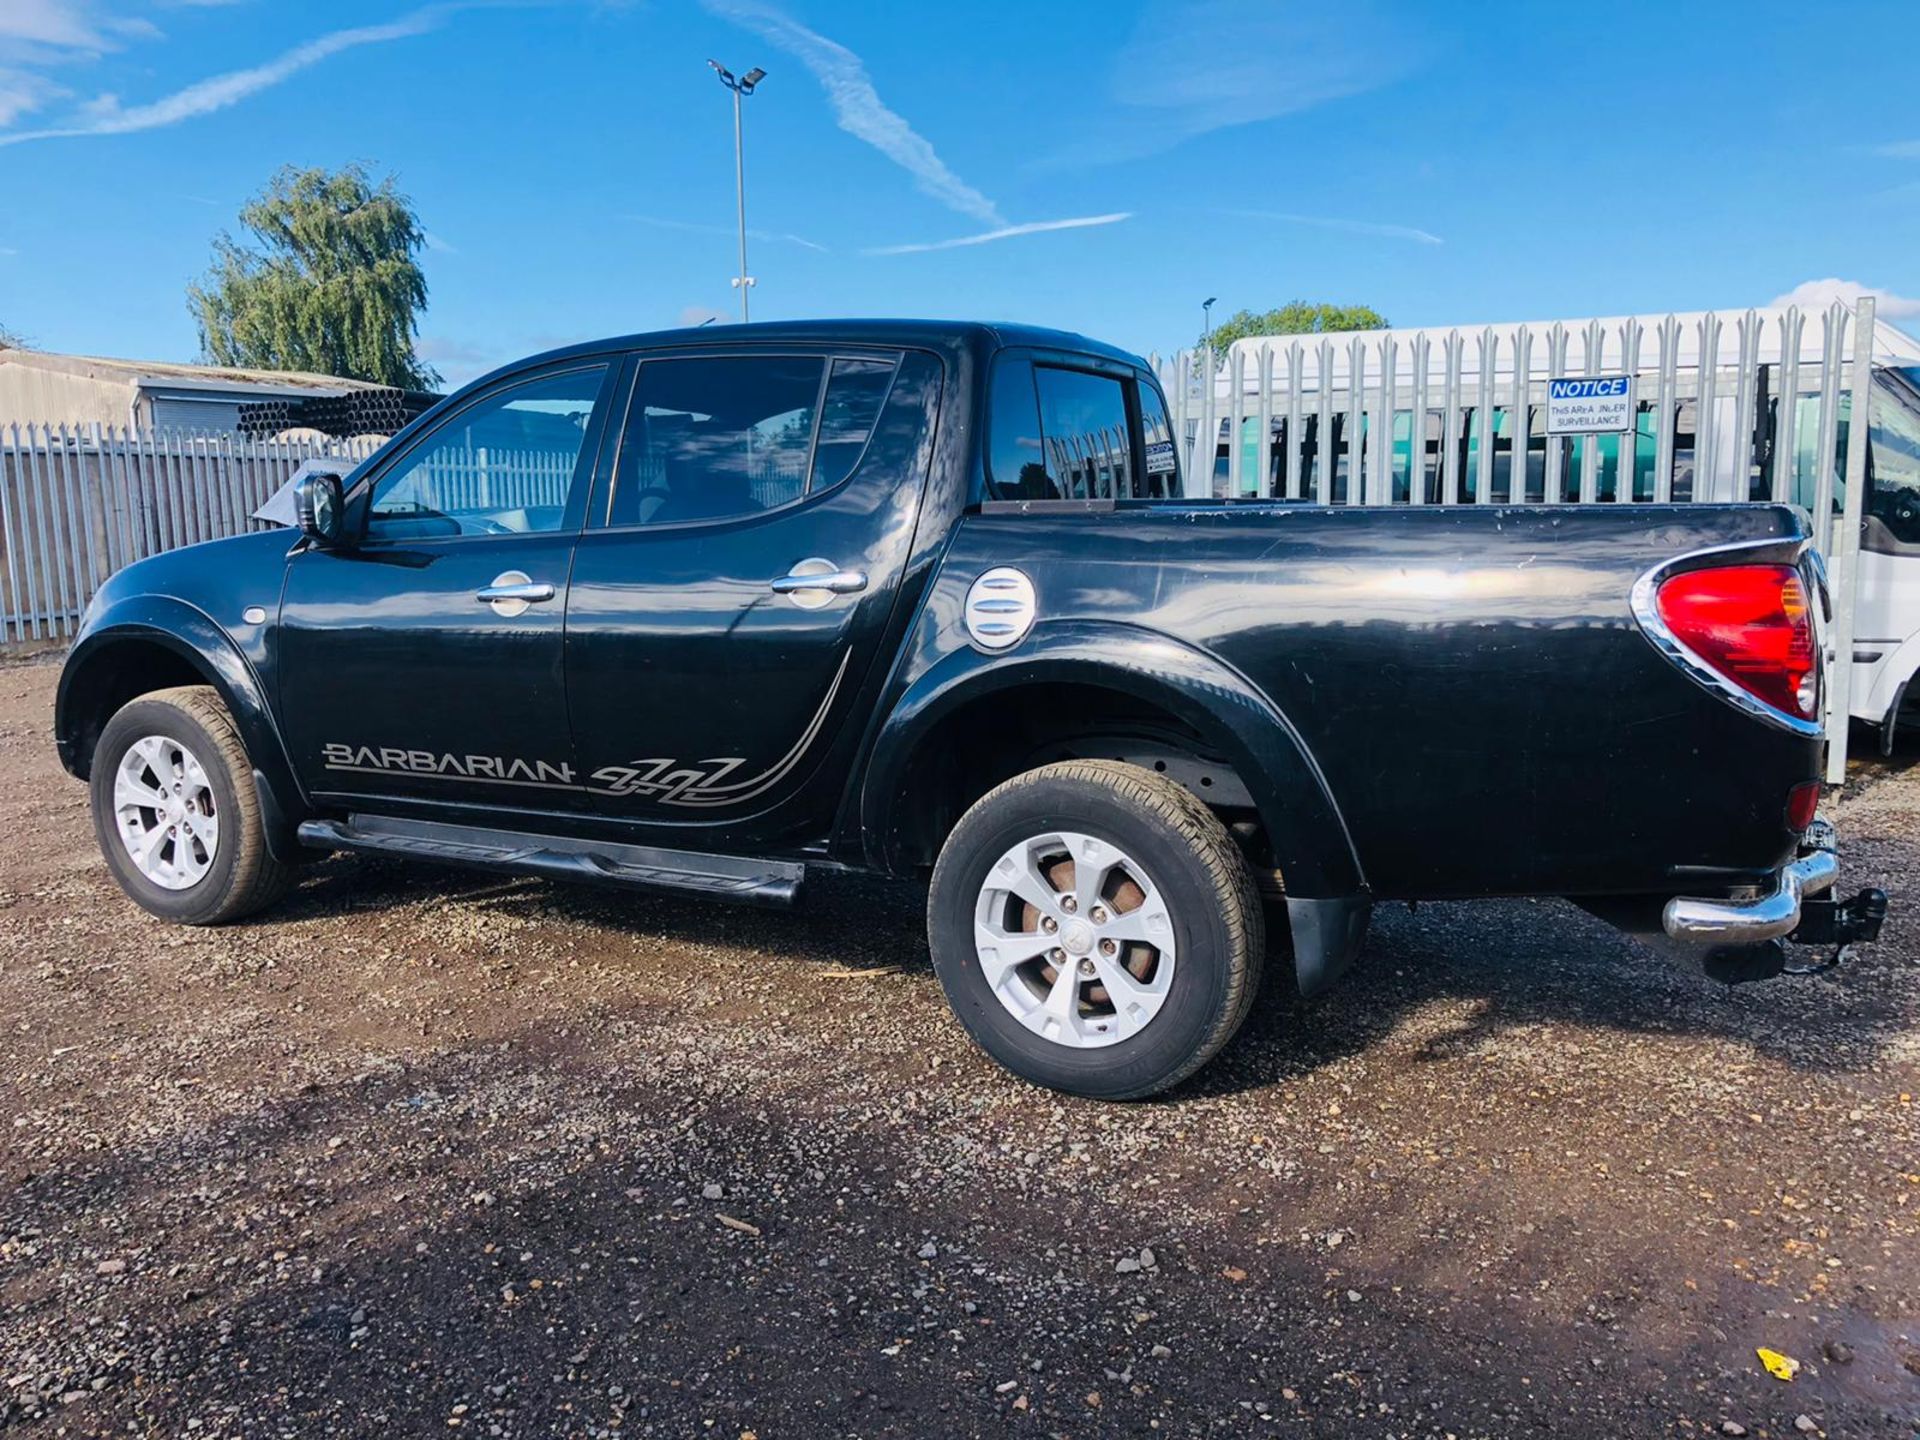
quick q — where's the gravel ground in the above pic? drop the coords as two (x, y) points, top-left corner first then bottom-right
(0, 654), (1915, 1439)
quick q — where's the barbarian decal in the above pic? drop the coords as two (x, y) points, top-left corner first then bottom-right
(589, 650), (853, 808)
(321, 744), (577, 790)
(320, 651), (854, 810)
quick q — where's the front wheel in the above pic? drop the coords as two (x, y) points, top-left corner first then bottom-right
(927, 761), (1263, 1099)
(89, 686), (294, 925)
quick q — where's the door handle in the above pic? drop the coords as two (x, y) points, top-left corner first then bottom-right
(770, 562), (868, 597)
(475, 581), (556, 604)
(476, 570), (554, 618)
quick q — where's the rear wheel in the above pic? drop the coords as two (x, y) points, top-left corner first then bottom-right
(89, 686), (293, 925)
(927, 760), (1262, 1099)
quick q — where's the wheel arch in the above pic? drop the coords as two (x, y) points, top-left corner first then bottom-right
(855, 620), (1366, 902)
(57, 599), (307, 862)
(1859, 627), (1920, 726)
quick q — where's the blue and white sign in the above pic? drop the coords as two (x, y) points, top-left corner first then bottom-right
(1546, 375), (1635, 435)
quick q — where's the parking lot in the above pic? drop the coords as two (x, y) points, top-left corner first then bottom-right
(0, 653), (1914, 1438)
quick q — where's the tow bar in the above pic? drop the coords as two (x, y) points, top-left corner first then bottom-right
(1783, 885), (1890, 975)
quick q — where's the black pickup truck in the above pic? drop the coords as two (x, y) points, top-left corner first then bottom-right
(55, 321), (1886, 1097)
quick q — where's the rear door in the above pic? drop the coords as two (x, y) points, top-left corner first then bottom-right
(562, 345), (944, 850)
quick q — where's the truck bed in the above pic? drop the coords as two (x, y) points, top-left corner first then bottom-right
(930, 501), (1816, 900)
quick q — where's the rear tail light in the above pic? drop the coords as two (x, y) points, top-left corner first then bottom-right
(1654, 564), (1819, 722)
(1786, 780), (1820, 832)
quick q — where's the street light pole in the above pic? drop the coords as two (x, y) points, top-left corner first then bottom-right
(1202, 295), (1217, 348)
(709, 60), (767, 323)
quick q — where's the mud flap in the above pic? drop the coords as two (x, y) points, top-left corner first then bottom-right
(1287, 893), (1372, 998)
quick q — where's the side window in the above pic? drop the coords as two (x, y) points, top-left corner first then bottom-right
(985, 356), (1141, 501)
(1136, 380), (1180, 497)
(1033, 365), (1135, 499)
(610, 356), (824, 527)
(367, 366), (606, 539)
(1866, 372), (1920, 553)
(811, 357), (900, 490)
(987, 355), (1049, 499)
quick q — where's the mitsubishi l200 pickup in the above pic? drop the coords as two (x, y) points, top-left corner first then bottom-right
(55, 321), (1887, 1097)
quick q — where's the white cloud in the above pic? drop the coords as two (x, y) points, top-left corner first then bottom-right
(865, 212), (1132, 256)
(1046, 0), (1415, 165)
(1873, 139), (1920, 159)
(0, 68), (65, 126)
(1769, 278), (1920, 320)
(701, 0), (1005, 227)
(0, 1), (115, 51)
(630, 213), (828, 252)
(423, 231), (458, 254)
(1219, 209), (1442, 245)
(0, 4), (458, 148)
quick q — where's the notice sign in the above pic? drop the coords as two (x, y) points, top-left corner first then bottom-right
(1546, 375), (1635, 434)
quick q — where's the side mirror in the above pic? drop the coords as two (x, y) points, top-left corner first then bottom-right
(293, 470), (345, 546)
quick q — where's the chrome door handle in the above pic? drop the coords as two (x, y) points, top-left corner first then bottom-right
(475, 581), (555, 603)
(770, 561), (868, 596)
(476, 570), (554, 619)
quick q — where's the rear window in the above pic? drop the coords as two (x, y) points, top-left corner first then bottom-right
(986, 353), (1169, 501)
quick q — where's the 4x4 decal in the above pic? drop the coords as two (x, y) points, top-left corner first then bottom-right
(587, 651), (851, 807)
(320, 651), (853, 810)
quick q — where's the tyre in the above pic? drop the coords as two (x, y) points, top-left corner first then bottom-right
(927, 760), (1263, 1099)
(88, 685), (294, 926)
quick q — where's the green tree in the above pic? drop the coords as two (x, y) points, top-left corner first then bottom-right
(1202, 301), (1388, 350)
(0, 322), (26, 349)
(189, 164), (440, 389)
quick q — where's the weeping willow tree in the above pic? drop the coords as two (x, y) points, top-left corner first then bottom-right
(189, 165), (440, 389)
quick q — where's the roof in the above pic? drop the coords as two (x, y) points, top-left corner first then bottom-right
(500, 318), (1146, 386)
(0, 348), (389, 394)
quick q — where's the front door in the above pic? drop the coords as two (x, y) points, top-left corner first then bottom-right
(278, 360), (617, 816)
(563, 347), (943, 849)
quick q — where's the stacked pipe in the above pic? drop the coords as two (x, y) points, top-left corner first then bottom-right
(237, 387), (439, 439)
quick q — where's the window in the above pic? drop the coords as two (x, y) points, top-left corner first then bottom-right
(1035, 366), (1134, 499)
(988, 356), (1048, 499)
(611, 356), (820, 527)
(1867, 370), (1920, 553)
(811, 357), (899, 490)
(1138, 381), (1179, 497)
(608, 353), (905, 526)
(367, 366), (606, 539)
(986, 353), (1146, 501)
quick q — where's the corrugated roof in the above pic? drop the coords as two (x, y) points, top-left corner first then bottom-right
(0, 348), (387, 392)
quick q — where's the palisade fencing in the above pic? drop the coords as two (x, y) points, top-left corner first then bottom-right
(0, 424), (381, 644)
(1153, 297), (1883, 779)
(1045, 427), (1156, 500)
(407, 444), (575, 515)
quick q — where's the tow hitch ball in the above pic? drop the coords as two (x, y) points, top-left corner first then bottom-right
(1701, 886), (1887, 985)
(1784, 886), (1890, 976)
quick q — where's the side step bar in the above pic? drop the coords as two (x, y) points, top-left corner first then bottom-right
(297, 814), (805, 909)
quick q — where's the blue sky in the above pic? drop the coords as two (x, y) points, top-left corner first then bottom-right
(1, 0), (1917, 387)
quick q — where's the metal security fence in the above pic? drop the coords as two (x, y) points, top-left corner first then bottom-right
(404, 444), (576, 515)
(1153, 298), (1896, 779)
(1156, 300), (1882, 516)
(0, 425), (380, 644)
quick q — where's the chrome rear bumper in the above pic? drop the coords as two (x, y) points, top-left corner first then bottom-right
(1663, 823), (1838, 945)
